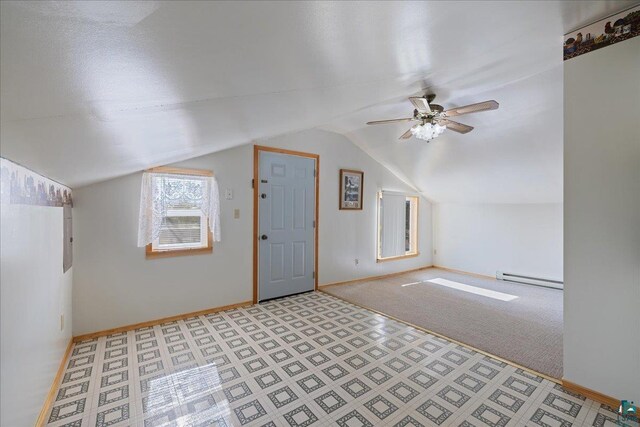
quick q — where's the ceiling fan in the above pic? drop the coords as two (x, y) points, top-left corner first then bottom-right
(366, 94), (499, 141)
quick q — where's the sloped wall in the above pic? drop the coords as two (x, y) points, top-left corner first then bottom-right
(72, 129), (432, 335)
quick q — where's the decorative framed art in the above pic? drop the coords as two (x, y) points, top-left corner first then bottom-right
(339, 169), (364, 210)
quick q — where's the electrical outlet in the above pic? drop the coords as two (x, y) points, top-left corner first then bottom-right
(60, 314), (64, 331)
(225, 188), (233, 200)
(233, 208), (240, 219)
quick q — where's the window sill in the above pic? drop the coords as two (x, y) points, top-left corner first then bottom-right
(376, 252), (420, 263)
(146, 246), (213, 260)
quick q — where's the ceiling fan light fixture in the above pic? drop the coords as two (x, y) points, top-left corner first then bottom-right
(410, 123), (446, 141)
(367, 93), (496, 139)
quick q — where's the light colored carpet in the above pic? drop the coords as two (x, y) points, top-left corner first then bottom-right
(322, 267), (563, 379)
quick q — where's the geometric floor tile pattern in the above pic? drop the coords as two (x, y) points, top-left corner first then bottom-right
(47, 292), (633, 426)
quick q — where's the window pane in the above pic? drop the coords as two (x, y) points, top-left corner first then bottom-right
(156, 176), (207, 209)
(159, 215), (202, 245)
(144, 169), (215, 256)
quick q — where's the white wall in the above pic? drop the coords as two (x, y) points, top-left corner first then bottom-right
(73, 129), (432, 335)
(564, 37), (640, 401)
(433, 203), (563, 280)
(1, 204), (73, 426)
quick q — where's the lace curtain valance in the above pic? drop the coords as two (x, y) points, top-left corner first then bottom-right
(137, 171), (221, 247)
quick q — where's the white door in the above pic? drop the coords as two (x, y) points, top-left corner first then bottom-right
(258, 151), (316, 301)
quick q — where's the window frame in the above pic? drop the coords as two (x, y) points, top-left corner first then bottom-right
(376, 192), (420, 263)
(145, 166), (214, 260)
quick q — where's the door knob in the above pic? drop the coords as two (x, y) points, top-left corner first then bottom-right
(261, 234), (268, 240)
(261, 193), (267, 199)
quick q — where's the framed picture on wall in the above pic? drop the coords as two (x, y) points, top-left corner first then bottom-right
(339, 169), (364, 210)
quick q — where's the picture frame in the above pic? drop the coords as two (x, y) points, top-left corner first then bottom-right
(339, 169), (364, 210)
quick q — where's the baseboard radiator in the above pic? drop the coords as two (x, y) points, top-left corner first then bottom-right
(496, 271), (563, 290)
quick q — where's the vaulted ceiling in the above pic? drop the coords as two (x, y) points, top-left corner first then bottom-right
(1, 1), (634, 202)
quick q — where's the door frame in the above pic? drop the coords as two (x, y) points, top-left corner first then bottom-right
(253, 145), (319, 304)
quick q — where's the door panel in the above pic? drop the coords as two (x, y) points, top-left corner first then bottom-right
(271, 185), (285, 230)
(292, 241), (306, 278)
(292, 188), (306, 229)
(259, 151), (315, 301)
(269, 243), (285, 282)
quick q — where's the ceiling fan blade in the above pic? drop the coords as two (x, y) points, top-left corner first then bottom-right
(399, 127), (415, 140)
(443, 100), (499, 117)
(438, 119), (474, 134)
(366, 118), (415, 125)
(409, 97), (431, 112)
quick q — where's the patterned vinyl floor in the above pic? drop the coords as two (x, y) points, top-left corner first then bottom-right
(46, 292), (633, 427)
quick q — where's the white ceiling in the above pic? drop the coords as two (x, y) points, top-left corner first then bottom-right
(1, 1), (634, 202)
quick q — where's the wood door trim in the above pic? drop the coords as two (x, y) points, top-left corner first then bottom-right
(253, 145), (320, 304)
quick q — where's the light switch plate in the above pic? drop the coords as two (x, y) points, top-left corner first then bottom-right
(225, 188), (233, 200)
(233, 208), (240, 219)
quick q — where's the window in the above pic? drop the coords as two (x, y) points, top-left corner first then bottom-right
(152, 208), (208, 251)
(137, 167), (220, 259)
(377, 191), (419, 262)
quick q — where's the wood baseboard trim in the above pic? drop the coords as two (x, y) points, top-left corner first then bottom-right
(561, 379), (619, 409)
(432, 265), (496, 281)
(319, 289), (562, 384)
(319, 265), (433, 288)
(35, 338), (74, 427)
(73, 300), (253, 343)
